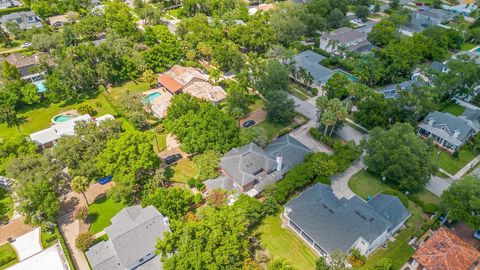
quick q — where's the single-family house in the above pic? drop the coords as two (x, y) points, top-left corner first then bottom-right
(293, 50), (334, 87)
(86, 205), (170, 270)
(48, 13), (77, 28)
(0, 11), (42, 32)
(157, 65), (227, 104)
(409, 227), (480, 270)
(430, 61), (448, 73)
(0, 0), (22, 9)
(319, 27), (373, 54)
(284, 184), (410, 257)
(0, 52), (48, 80)
(379, 72), (429, 99)
(29, 114), (114, 149)
(248, 3), (275, 15)
(204, 134), (312, 197)
(417, 111), (478, 152)
(442, 3), (478, 16)
(401, 7), (457, 36)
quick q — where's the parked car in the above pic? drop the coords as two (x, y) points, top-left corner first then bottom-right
(474, 230), (480, 240)
(165, 154), (182, 165)
(99, 175), (112, 185)
(0, 177), (11, 187)
(22, 42), (31, 48)
(242, 120), (256, 128)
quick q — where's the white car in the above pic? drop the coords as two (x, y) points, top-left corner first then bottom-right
(22, 42), (31, 48)
(0, 176), (12, 187)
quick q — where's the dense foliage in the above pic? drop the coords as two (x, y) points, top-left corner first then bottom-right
(441, 176), (480, 228)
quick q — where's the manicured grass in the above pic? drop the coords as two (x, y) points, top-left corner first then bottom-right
(0, 243), (17, 269)
(152, 133), (167, 154)
(258, 214), (317, 270)
(348, 170), (391, 200)
(461, 43), (477, 51)
(0, 80), (150, 140)
(256, 116), (305, 142)
(0, 188), (13, 222)
(167, 158), (198, 184)
(288, 83), (312, 101)
(166, 7), (184, 18)
(41, 226), (58, 249)
(247, 98), (265, 112)
(88, 196), (126, 234)
(93, 234), (109, 245)
(441, 103), (465, 116)
(432, 148), (478, 175)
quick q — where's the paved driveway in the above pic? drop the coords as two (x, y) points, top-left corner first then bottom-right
(330, 157), (365, 199)
(426, 176), (454, 197)
(11, 227), (42, 260)
(0, 217), (34, 245)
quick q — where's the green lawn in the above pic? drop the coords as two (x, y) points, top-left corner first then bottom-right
(461, 43), (477, 51)
(288, 83), (312, 101)
(0, 80), (150, 140)
(166, 158), (199, 184)
(41, 226), (58, 249)
(348, 171), (430, 268)
(247, 97), (265, 112)
(441, 103), (465, 116)
(93, 234), (109, 245)
(152, 133), (167, 154)
(432, 148), (478, 175)
(166, 7), (184, 18)
(258, 214), (317, 270)
(0, 243), (17, 269)
(88, 196), (126, 234)
(0, 188), (13, 222)
(255, 116), (305, 142)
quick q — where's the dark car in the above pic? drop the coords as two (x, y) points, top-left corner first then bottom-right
(99, 175), (113, 185)
(165, 154), (183, 165)
(242, 120), (256, 128)
(474, 230), (480, 240)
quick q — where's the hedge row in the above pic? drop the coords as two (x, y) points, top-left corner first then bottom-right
(0, 6), (31, 17)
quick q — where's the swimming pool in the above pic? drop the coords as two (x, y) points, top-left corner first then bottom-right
(475, 47), (480, 53)
(146, 92), (162, 103)
(334, 69), (359, 82)
(33, 80), (47, 93)
(53, 114), (74, 123)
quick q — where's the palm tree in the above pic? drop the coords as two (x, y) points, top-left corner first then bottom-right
(321, 111), (337, 136)
(208, 67), (221, 85)
(330, 105), (347, 137)
(326, 39), (339, 53)
(71, 176), (91, 205)
(316, 96), (329, 121)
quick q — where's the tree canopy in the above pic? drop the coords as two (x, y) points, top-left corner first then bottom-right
(441, 176), (480, 228)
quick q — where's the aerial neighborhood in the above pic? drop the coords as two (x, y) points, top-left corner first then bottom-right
(0, 0), (480, 270)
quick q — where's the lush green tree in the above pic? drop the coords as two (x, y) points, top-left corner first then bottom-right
(0, 135), (36, 174)
(71, 176), (91, 205)
(143, 187), (194, 220)
(268, 259), (296, 270)
(194, 150), (221, 180)
(310, 153), (340, 176)
(364, 123), (436, 191)
(1, 61), (20, 81)
(72, 14), (107, 41)
(390, 0), (399, 9)
(441, 176), (480, 228)
(212, 39), (244, 72)
(20, 84), (40, 105)
(156, 205), (254, 269)
(368, 20), (399, 47)
(164, 94), (240, 154)
(75, 232), (95, 252)
(434, 57), (480, 98)
(270, 2), (306, 44)
(240, 126), (268, 147)
(143, 32), (183, 72)
(324, 73), (351, 100)
(355, 6), (370, 22)
(6, 154), (63, 225)
(97, 130), (159, 202)
(104, 0), (140, 38)
(327, 8), (345, 29)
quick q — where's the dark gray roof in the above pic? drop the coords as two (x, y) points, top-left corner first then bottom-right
(461, 108), (480, 122)
(294, 50), (333, 85)
(220, 142), (277, 186)
(86, 205), (169, 270)
(380, 81), (414, 99)
(285, 184), (397, 254)
(367, 194), (410, 232)
(430, 61), (446, 72)
(265, 134), (312, 170)
(421, 111), (475, 142)
(356, 21), (377, 34)
(0, 11), (42, 30)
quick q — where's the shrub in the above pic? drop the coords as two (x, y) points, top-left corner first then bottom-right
(382, 190), (409, 208)
(349, 248), (366, 267)
(316, 176), (331, 185)
(194, 193), (203, 203)
(187, 178), (197, 188)
(77, 103), (95, 115)
(75, 232), (95, 252)
(407, 194), (424, 207)
(309, 127), (322, 140)
(452, 151), (459, 160)
(310, 87), (319, 95)
(74, 206), (88, 221)
(422, 203), (438, 214)
(195, 182), (206, 191)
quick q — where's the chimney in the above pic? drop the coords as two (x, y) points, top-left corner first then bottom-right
(276, 156), (283, 172)
(428, 118), (434, 126)
(163, 216), (170, 226)
(453, 130), (460, 138)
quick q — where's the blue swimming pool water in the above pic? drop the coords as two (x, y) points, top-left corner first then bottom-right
(33, 80), (47, 93)
(53, 115), (74, 122)
(147, 92), (162, 103)
(475, 47), (480, 53)
(334, 69), (359, 82)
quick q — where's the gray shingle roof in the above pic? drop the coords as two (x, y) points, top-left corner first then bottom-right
(0, 11), (42, 30)
(86, 205), (169, 270)
(220, 142), (277, 186)
(265, 134), (312, 170)
(421, 111), (475, 142)
(430, 61), (446, 72)
(321, 27), (366, 44)
(294, 50), (333, 85)
(367, 194), (410, 232)
(285, 184), (405, 254)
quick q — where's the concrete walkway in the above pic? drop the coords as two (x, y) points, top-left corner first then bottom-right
(289, 120), (333, 154)
(426, 176), (454, 197)
(330, 157), (365, 199)
(11, 227), (42, 261)
(451, 154), (480, 180)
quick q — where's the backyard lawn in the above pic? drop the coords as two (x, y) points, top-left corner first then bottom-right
(0, 243), (18, 269)
(0, 188), (13, 222)
(41, 226), (58, 249)
(256, 116), (306, 142)
(258, 214), (317, 270)
(432, 148), (478, 175)
(441, 103), (465, 116)
(461, 43), (477, 51)
(348, 170), (391, 200)
(88, 195), (126, 234)
(0, 80), (150, 139)
(167, 158), (198, 184)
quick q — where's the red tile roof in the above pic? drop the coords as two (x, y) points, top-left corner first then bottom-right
(158, 74), (184, 93)
(413, 227), (480, 270)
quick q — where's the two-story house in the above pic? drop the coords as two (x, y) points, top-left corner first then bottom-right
(319, 27), (373, 54)
(0, 11), (42, 32)
(284, 184), (410, 257)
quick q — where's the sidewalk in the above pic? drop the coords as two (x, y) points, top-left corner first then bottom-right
(451, 154), (480, 180)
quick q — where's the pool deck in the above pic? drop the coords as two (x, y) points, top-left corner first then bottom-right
(143, 88), (173, 119)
